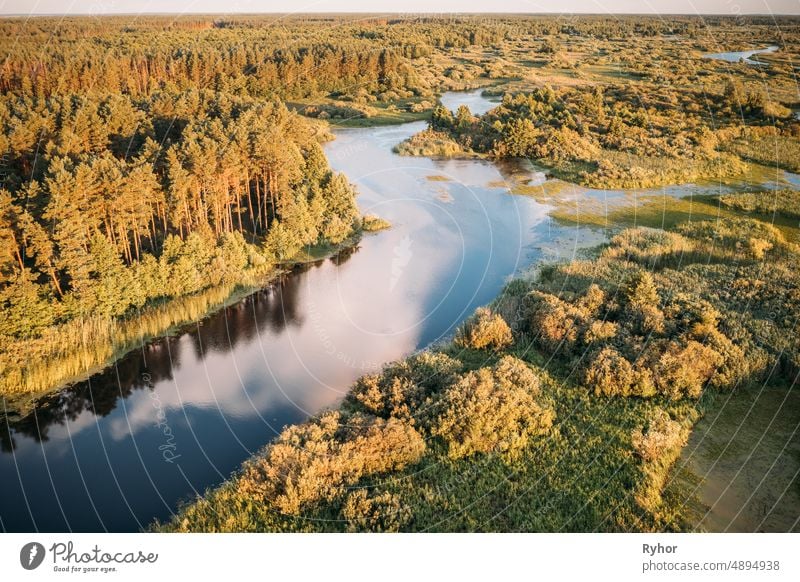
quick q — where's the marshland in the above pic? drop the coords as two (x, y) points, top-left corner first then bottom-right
(0, 14), (797, 533)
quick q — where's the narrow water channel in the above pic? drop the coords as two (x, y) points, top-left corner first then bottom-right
(704, 45), (779, 65)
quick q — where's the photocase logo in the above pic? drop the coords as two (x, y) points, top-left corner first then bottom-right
(390, 235), (413, 291)
(19, 542), (45, 570)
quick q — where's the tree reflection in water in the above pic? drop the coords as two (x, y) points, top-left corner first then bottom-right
(0, 251), (348, 453)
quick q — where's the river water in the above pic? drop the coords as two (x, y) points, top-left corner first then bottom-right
(704, 45), (779, 65)
(2, 90), (796, 533)
(0, 91), (602, 532)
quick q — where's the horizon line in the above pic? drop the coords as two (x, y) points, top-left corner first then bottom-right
(1, 11), (799, 17)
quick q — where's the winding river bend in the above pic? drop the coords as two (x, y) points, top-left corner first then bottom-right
(3, 90), (796, 533)
(0, 91), (603, 532)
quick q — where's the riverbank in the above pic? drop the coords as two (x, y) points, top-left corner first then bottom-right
(0, 232), (363, 416)
(159, 213), (799, 532)
(0, 93), (578, 532)
(5, 89), (797, 533)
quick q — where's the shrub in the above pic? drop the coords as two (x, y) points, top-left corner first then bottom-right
(584, 347), (636, 397)
(403, 351), (464, 389)
(578, 283), (606, 315)
(455, 307), (513, 351)
(626, 303), (666, 336)
(583, 320), (619, 344)
(583, 347), (656, 397)
(238, 411), (426, 515)
(348, 374), (419, 420)
(526, 290), (585, 353)
(704, 329), (750, 389)
(341, 490), (411, 532)
(664, 295), (757, 384)
(493, 354), (543, 396)
(621, 271), (665, 335)
(345, 352), (463, 420)
(645, 339), (723, 399)
(430, 358), (553, 460)
(395, 129), (465, 157)
(664, 293), (721, 338)
(631, 409), (686, 464)
(623, 270), (660, 308)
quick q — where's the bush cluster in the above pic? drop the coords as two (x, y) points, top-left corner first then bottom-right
(238, 411), (426, 515)
(345, 351), (463, 422)
(231, 348), (554, 522)
(454, 306), (514, 351)
(525, 225), (760, 399)
(430, 356), (552, 460)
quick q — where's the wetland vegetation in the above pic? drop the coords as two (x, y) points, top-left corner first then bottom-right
(1, 13), (798, 533)
(160, 214), (800, 532)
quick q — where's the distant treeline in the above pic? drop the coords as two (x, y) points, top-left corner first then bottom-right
(1, 12), (798, 392)
(0, 13), (753, 100)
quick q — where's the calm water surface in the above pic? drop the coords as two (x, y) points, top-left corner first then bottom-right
(3, 91), (793, 533)
(0, 92), (600, 532)
(704, 45), (779, 65)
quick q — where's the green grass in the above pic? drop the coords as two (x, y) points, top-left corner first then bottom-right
(722, 132), (800, 174)
(161, 212), (800, 533)
(549, 193), (800, 242)
(330, 109), (430, 128)
(281, 234), (361, 265)
(718, 189), (800, 220)
(287, 97), (433, 128)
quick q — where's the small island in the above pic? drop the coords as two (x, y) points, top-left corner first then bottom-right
(361, 214), (392, 232)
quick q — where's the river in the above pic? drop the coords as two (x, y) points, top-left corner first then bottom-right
(704, 45), (779, 65)
(2, 89), (796, 533)
(0, 91), (603, 532)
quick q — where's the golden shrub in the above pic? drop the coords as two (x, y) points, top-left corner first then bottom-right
(578, 283), (607, 315)
(584, 347), (636, 397)
(583, 320), (619, 344)
(430, 358), (553, 460)
(704, 329), (750, 389)
(631, 409), (686, 464)
(646, 339), (723, 399)
(455, 306), (513, 351)
(493, 354), (542, 397)
(623, 270), (660, 308)
(627, 303), (666, 335)
(238, 411), (426, 515)
(346, 351), (462, 420)
(526, 291), (585, 353)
